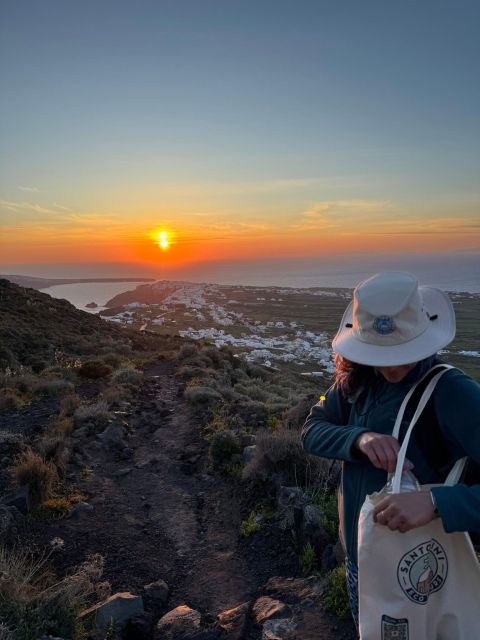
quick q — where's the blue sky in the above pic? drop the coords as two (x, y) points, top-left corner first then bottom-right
(1, 0), (479, 266)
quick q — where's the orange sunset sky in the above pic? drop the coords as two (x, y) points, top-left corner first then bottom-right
(1, 1), (479, 273)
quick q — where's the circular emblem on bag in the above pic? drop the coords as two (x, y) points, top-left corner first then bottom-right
(397, 539), (448, 604)
(373, 316), (396, 335)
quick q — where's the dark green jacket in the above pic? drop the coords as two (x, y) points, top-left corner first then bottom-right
(300, 363), (480, 565)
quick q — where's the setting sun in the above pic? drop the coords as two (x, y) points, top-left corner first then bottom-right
(158, 230), (169, 249)
(149, 228), (175, 252)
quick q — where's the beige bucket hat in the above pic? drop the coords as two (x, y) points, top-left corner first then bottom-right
(332, 272), (456, 366)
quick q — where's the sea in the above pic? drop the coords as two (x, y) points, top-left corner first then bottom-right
(40, 254), (479, 312)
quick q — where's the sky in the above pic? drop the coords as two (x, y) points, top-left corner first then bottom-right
(1, 0), (479, 273)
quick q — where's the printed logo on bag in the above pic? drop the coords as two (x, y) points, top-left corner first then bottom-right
(381, 614), (409, 640)
(397, 538), (448, 604)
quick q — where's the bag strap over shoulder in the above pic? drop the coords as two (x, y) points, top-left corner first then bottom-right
(391, 364), (467, 494)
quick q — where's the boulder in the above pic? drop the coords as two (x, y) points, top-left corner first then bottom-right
(97, 423), (127, 449)
(262, 618), (297, 640)
(80, 591), (144, 630)
(216, 601), (250, 639)
(242, 445), (257, 465)
(143, 578), (169, 614)
(125, 612), (154, 639)
(156, 604), (201, 639)
(252, 596), (291, 624)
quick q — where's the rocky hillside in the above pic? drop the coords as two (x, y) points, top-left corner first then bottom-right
(0, 280), (355, 640)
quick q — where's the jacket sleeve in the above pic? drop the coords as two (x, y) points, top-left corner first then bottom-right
(301, 383), (370, 462)
(430, 370), (480, 533)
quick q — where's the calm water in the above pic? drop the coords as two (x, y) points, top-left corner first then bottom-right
(44, 282), (148, 313)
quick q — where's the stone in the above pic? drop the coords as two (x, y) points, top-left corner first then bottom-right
(68, 501), (93, 520)
(71, 426), (89, 439)
(97, 423), (127, 448)
(156, 604), (201, 639)
(4, 485), (29, 514)
(252, 596), (291, 624)
(80, 591), (144, 630)
(262, 617), (297, 640)
(124, 612), (154, 639)
(143, 578), (169, 614)
(321, 543), (337, 572)
(243, 444), (256, 464)
(216, 601), (250, 639)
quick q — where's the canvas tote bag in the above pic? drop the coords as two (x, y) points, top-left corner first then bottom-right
(358, 365), (480, 640)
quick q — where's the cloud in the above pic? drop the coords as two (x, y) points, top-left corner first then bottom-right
(293, 199), (392, 231)
(18, 185), (39, 192)
(0, 200), (60, 215)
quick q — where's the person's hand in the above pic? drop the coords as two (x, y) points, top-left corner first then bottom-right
(373, 491), (437, 532)
(355, 432), (414, 473)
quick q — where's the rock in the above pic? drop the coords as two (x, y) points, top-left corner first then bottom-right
(68, 501), (93, 520)
(86, 302), (98, 308)
(182, 632), (221, 640)
(243, 445), (257, 465)
(321, 543), (337, 572)
(97, 423), (127, 448)
(112, 467), (134, 478)
(264, 576), (321, 605)
(252, 596), (291, 624)
(125, 612), (154, 639)
(80, 591), (144, 630)
(262, 617), (297, 640)
(156, 604), (201, 639)
(71, 426), (89, 439)
(143, 578), (169, 614)
(36, 636), (66, 640)
(4, 485), (29, 514)
(216, 601), (250, 639)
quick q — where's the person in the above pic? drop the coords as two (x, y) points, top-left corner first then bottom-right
(300, 271), (480, 630)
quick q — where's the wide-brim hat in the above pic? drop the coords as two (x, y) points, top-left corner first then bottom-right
(332, 272), (456, 367)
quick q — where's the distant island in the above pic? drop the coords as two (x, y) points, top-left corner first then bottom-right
(0, 274), (155, 291)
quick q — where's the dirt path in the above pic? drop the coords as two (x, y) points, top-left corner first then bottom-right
(23, 358), (358, 639)
(33, 359), (302, 635)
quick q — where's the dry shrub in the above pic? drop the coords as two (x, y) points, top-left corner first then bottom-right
(10, 448), (58, 508)
(111, 367), (143, 385)
(58, 392), (81, 418)
(33, 378), (74, 397)
(74, 400), (110, 430)
(184, 385), (222, 406)
(0, 544), (104, 638)
(242, 427), (331, 487)
(38, 436), (70, 476)
(283, 394), (319, 430)
(0, 389), (22, 412)
(78, 359), (113, 379)
(177, 343), (199, 362)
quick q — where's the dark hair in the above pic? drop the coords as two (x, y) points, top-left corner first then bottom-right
(334, 353), (441, 399)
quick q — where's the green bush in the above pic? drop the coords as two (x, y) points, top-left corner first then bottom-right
(111, 367), (143, 385)
(184, 385), (222, 406)
(207, 430), (243, 471)
(300, 542), (318, 576)
(322, 564), (351, 619)
(240, 511), (262, 537)
(305, 487), (339, 539)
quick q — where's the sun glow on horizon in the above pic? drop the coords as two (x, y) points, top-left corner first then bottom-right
(149, 228), (175, 252)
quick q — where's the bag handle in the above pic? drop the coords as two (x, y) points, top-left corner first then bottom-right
(391, 364), (452, 439)
(392, 364), (465, 494)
